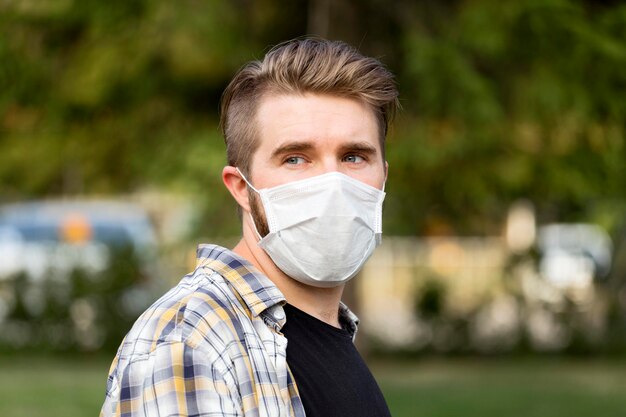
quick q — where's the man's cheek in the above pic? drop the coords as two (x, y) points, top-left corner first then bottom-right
(249, 192), (270, 237)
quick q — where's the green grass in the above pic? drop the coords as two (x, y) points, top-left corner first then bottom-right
(0, 354), (110, 417)
(372, 357), (626, 417)
(1, 354), (626, 416)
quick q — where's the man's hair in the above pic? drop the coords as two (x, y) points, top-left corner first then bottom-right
(220, 38), (399, 176)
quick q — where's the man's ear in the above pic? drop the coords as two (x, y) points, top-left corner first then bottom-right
(222, 166), (252, 212)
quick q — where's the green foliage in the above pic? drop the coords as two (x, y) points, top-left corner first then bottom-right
(414, 277), (446, 319)
(0, 246), (155, 353)
(386, 0), (626, 235)
(2, 0), (244, 198)
(1, 0), (625, 237)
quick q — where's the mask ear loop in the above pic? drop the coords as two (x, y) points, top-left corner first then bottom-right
(236, 168), (264, 241)
(247, 213), (264, 242)
(374, 179), (386, 233)
(236, 168), (260, 193)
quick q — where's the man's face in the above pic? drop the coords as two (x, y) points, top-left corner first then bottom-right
(247, 93), (387, 236)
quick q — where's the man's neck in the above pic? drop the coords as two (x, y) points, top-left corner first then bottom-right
(232, 223), (344, 328)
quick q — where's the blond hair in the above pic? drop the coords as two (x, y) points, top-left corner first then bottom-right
(220, 38), (399, 175)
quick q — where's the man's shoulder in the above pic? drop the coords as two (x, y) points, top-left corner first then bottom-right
(101, 260), (252, 417)
(116, 262), (245, 360)
(110, 244), (286, 371)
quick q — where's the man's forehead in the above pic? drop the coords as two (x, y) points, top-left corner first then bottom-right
(255, 94), (381, 148)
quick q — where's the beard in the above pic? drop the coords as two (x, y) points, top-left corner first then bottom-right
(249, 189), (270, 238)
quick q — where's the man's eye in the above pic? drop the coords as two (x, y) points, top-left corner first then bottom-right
(344, 154), (365, 163)
(285, 156), (306, 165)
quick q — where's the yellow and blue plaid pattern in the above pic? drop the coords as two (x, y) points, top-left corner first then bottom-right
(101, 244), (358, 416)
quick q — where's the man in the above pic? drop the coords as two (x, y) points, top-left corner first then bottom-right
(101, 38), (399, 417)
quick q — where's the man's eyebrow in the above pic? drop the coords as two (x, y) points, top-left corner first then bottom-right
(270, 140), (379, 160)
(271, 141), (315, 159)
(338, 141), (378, 155)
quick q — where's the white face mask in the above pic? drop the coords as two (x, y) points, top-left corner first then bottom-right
(238, 169), (385, 288)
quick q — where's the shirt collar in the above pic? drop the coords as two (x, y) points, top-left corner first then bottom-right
(339, 302), (360, 339)
(195, 244), (286, 318)
(195, 243), (360, 336)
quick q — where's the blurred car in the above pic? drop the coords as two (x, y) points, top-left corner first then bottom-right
(0, 200), (158, 281)
(0, 200), (163, 350)
(537, 223), (612, 289)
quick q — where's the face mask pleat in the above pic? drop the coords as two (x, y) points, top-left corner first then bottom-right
(250, 171), (385, 288)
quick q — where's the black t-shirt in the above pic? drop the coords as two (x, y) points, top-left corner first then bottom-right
(281, 303), (392, 417)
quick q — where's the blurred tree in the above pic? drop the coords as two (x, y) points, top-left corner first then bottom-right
(0, 0), (624, 238)
(386, 0), (626, 235)
(0, 245), (153, 353)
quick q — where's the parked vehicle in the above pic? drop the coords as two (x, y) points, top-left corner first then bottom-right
(537, 223), (612, 289)
(0, 200), (158, 280)
(0, 200), (160, 351)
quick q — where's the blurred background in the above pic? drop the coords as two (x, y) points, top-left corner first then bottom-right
(1, 0), (626, 416)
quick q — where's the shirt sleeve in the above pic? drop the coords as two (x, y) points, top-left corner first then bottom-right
(101, 341), (242, 417)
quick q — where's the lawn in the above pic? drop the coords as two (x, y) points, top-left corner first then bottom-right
(0, 354), (110, 417)
(1, 354), (625, 416)
(373, 357), (626, 417)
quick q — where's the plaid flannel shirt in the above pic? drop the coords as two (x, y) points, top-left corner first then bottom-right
(101, 244), (359, 417)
